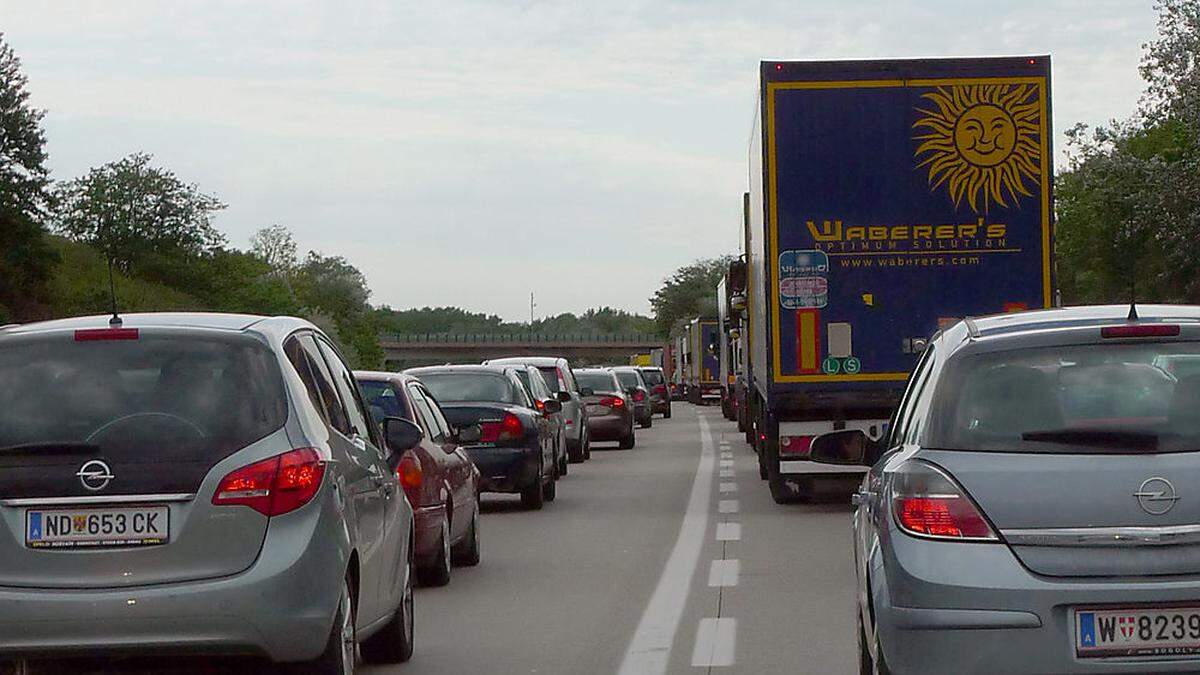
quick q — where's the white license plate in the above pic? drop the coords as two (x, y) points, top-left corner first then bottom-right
(26, 506), (169, 549)
(1077, 606), (1200, 658)
(586, 405), (609, 415)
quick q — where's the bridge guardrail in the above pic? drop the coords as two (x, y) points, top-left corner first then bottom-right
(379, 333), (662, 344)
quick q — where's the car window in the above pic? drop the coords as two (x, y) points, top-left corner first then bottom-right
(298, 335), (351, 435)
(419, 372), (517, 403)
(419, 386), (454, 438)
(510, 374), (534, 407)
(526, 367), (551, 399)
(358, 380), (409, 425)
(888, 345), (936, 449)
(313, 336), (376, 446)
(576, 370), (619, 393)
(537, 366), (562, 393)
(614, 370), (641, 390)
(408, 386), (446, 444)
(285, 336), (330, 424)
(640, 369), (665, 386)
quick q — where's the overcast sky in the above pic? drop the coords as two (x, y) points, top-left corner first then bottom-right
(2, 0), (1159, 321)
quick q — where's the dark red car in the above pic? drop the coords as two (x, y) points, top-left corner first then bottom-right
(355, 371), (482, 587)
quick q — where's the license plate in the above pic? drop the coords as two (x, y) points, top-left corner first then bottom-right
(586, 405), (608, 415)
(1077, 606), (1200, 658)
(26, 506), (169, 549)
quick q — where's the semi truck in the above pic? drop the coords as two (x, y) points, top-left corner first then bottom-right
(744, 56), (1055, 503)
(685, 317), (721, 404)
(717, 274), (748, 423)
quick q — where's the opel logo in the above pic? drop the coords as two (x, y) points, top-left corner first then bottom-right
(76, 459), (114, 492)
(1134, 477), (1180, 516)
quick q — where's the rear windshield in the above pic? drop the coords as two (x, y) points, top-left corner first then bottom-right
(576, 371), (618, 393)
(640, 369), (664, 386)
(537, 366), (562, 393)
(929, 342), (1200, 453)
(0, 333), (287, 461)
(419, 373), (516, 404)
(358, 380), (409, 424)
(614, 371), (641, 389)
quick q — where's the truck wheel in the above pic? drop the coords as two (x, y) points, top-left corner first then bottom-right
(758, 453), (768, 480)
(766, 446), (803, 504)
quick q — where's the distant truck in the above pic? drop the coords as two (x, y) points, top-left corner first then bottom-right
(716, 275), (747, 423)
(684, 317), (721, 404)
(744, 56), (1055, 503)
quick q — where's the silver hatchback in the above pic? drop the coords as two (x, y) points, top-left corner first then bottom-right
(0, 313), (415, 673)
(811, 305), (1200, 674)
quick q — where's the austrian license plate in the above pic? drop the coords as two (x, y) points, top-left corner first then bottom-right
(26, 506), (169, 549)
(1077, 606), (1200, 658)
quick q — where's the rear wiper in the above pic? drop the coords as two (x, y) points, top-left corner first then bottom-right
(1020, 428), (1159, 450)
(0, 442), (102, 456)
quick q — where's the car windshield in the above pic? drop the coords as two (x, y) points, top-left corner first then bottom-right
(0, 333), (287, 462)
(418, 373), (515, 404)
(640, 369), (664, 386)
(576, 371), (619, 394)
(614, 371), (641, 389)
(358, 380), (407, 424)
(929, 342), (1200, 453)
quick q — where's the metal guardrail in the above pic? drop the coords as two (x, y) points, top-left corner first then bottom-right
(379, 333), (661, 345)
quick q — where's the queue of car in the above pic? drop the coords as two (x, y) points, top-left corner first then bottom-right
(0, 312), (679, 674)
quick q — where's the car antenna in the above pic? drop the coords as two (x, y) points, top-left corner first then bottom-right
(106, 255), (122, 328)
(1127, 277), (1139, 322)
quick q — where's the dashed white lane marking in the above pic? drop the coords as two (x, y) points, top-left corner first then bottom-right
(691, 618), (737, 667)
(707, 559), (740, 587)
(718, 499), (739, 514)
(617, 414), (716, 675)
(719, 469), (734, 478)
(719, 482), (737, 493)
(720, 453), (732, 460)
(715, 523), (741, 541)
(719, 459), (733, 467)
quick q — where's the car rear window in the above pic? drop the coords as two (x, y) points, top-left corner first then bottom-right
(576, 371), (618, 393)
(640, 369), (664, 386)
(929, 342), (1200, 453)
(418, 373), (516, 404)
(0, 332), (287, 463)
(614, 370), (641, 389)
(537, 366), (562, 393)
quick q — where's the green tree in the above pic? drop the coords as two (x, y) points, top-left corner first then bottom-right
(0, 33), (58, 321)
(250, 224), (298, 276)
(649, 256), (734, 337)
(294, 251), (382, 368)
(53, 152), (226, 272)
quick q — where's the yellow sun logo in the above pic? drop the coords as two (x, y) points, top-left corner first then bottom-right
(913, 84), (1042, 213)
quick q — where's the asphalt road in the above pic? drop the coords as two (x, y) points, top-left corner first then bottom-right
(28, 404), (859, 674)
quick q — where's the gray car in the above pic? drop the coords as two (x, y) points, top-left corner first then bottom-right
(612, 366), (653, 429)
(483, 356), (590, 462)
(809, 305), (1200, 674)
(0, 313), (415, 673)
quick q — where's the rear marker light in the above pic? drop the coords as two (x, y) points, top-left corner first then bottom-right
(891, 461), (996, 541)
(213, 448), (326, 517)
(1101, 324), (1181, 339)
(75, 328), (139, 341)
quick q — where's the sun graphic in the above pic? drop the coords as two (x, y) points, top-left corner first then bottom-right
(913, 84), (1042, 212)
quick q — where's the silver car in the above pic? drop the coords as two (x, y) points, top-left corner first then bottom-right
(810, 305), (1200, 674)
(0, 313), (415, 673)
(483, 356), (590, 462)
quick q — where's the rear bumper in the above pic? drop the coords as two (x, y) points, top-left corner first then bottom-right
(587, 415), (631, 441)
(0, 494), (349, 663)
(875, 526), (1200, 674)
(464, 445), (539, 493)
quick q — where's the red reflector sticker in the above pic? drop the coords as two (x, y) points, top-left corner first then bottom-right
(74, 328), (140, 341)
(1101, 324), (1181, 339)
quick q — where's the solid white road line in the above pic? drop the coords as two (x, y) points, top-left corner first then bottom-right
(719, 482), (737, 493)
(715, 523), (741, 541)
(617, 414), (716, 675)
(707, 559), (740, 587)
(691, 618), (737, 667)
(718, 499), (739, 514)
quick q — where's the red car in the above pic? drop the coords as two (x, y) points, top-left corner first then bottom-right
(355, 371), (482, 587)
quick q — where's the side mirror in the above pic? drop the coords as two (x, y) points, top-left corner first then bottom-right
(580, 387), (594, 397)
(730, 293), (747, 312)
(455, 424), (482, 444)
(555, 391), (571, 403)
(542, 399), (563, 414)
(809, 430), (872, 466)
(384, 417), (424, 453)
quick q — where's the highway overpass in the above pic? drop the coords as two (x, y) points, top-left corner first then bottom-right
(380, 333), (662, 369)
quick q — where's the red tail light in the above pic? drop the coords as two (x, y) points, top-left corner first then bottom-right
(75, 328), (139, 341)
(213, 448), (326, 517)
(653, 384), (667, 395)
(600, 396), (625, 408)
(479, 413), (524, 442)
(1101, 324), (1180, 339)
(891, 461), (996, 541)
(779, 435), (813, 457)
(397, 452), (423, 502)
(632, 390), (646, 403)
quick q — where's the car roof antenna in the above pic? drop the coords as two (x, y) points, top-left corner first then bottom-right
(106, 255), (122, 328)
(1127, 277), (1139, 322)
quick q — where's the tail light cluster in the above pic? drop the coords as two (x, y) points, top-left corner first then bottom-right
(599, 396), (625, 409)
(778, 435), (813, 457)
(213, 448), (326, 517)
(653, 384), (667, 396)
(397, 452), (423, 503)
(891, 461), (996, 541)
(480, 413), (524, 442)
(632, 390), (646, 403)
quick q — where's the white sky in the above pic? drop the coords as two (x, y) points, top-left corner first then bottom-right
(1, 0), (1159, 321)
